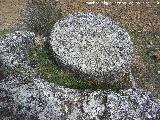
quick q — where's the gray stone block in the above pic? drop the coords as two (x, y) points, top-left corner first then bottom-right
(50, 12), (133, 82)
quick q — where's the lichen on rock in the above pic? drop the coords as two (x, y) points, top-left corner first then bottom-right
(50, 12), (133, 82)
(0, 31), (160, 120)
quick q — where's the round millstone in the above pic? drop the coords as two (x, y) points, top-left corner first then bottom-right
(50, 12), (133, 82)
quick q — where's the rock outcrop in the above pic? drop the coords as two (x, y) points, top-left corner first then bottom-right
(0, 31), (160, 120)
(50, 12), (133, 82)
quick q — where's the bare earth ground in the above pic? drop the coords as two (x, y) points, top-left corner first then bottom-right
(0, 0), (160, 97)
(58, 0), (160, 32)
(0, 0), (26, 28)
(1, 0), (160, 31)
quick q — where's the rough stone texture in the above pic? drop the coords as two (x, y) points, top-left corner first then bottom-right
(0, 31), (35, 68)
(0, 31), (160, 120)
(50, 12), (133, 82)
(22, 0), (62, 36)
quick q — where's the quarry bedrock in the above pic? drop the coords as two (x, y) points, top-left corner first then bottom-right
(1, 31), (160, 120)
(50, 12), (133, 82)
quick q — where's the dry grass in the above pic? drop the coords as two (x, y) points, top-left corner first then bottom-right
(0, 0), (26, 27)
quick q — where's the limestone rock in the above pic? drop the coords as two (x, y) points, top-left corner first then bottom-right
(1, 31), (160, 120)
(50, 12), (133, 82)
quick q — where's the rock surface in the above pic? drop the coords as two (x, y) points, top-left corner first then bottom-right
(50, 12), (133, 82)
(0, 31), (160, 120)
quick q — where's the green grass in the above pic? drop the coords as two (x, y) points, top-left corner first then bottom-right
(0, 28), (10, 36)
(27, 45), (132, 90)
(128, 29), (160, 81)
(127, 29), (160, 98)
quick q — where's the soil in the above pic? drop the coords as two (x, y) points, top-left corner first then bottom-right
(0, 0), (26, 28)
(0, 0), (160, 31)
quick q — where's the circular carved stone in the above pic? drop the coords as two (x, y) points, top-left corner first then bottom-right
(50, 12), (133, 82)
